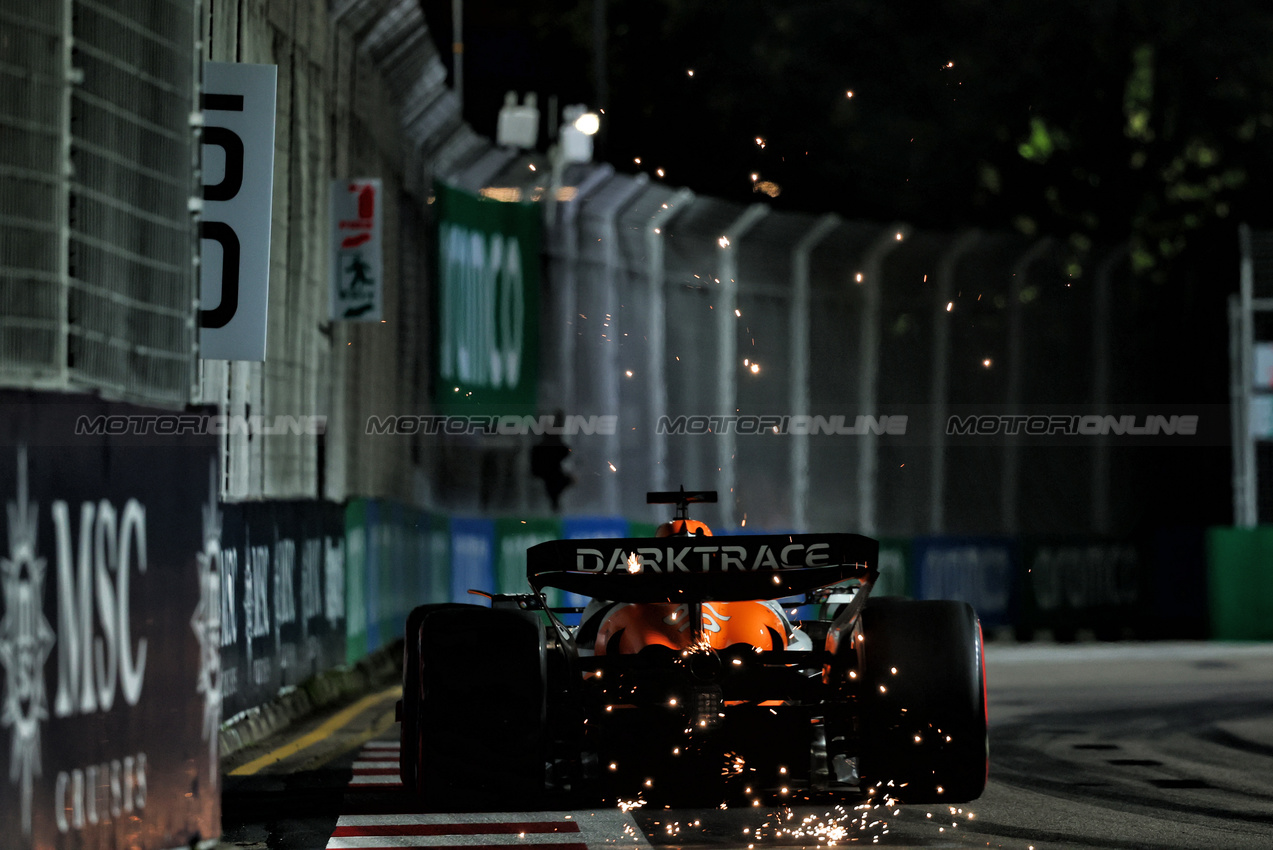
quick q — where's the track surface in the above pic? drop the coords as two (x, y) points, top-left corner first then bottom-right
(219, 642), (1273, 849)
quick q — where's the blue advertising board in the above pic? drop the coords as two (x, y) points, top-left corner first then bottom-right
(449, 518), (495, 604)
(911, 536), (1018, 629)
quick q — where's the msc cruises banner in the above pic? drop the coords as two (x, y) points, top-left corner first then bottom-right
(0, 390), (219, 849)
(433, 181), (540, 414)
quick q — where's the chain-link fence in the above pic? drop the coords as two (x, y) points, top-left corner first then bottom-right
(480, 152), (1144, 536)
(1, 0), (199, 407)
(1, 0), (1228, 535)
(202, 0), (467, 504)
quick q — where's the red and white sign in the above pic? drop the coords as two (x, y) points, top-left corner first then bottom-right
(331, 179), (383, 321)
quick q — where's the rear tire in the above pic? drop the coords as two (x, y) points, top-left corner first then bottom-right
(856, 598), (987, 803)
(400, 604), (465, 790)
(416, 605), (549, 808)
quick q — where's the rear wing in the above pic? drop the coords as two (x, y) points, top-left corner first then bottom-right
(527, 533), (878, 603)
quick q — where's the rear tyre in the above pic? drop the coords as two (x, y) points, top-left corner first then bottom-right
(856, 598), (987, 803)
(416, 605), (549, 808)
(400, 604), (465, 790)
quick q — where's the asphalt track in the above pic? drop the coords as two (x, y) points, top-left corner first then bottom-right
(219, 641), (1273, 849)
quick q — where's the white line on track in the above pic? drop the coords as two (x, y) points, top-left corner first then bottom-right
(327, 838), (585, 848)
(985, 641), (1273, 665)
(330, 812), (650, 849)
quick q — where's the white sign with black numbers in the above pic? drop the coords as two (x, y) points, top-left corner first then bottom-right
(199, 62), (277, 361)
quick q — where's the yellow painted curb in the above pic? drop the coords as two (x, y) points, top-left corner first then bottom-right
(229, 685), (400, 776)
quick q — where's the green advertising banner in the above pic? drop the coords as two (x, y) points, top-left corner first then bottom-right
(1207, 526), (1273, 640)
(344, 500), (368, 663)
(628, 522), (659, 539)
(495, 517), (564, 605)
(434, 181), (540, 413)
(425, 512), (452, 604)
(875, 538), (912, 597)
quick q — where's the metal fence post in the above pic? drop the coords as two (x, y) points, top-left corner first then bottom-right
(717, 204), (770, 529)
(1229, 294), (1248, 527)
(791, 214), (840, 532)
(647, 189), (695, 498)
(929, 230), (980, 534)
(859, 226), (909, 536)
(593, 171), (644, 514)
(1237, 224), (1258, 527)
(1090, 244), (1125, 534)
(1003, 238), (1055, 535)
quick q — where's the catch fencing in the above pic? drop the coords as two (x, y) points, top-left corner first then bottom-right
(0, 0), (200, 407)
(452, 152), (1160, 537)
(0, 0), (1231, 535)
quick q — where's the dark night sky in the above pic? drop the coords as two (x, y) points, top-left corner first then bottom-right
(421, 0), (1273, 527)
(426, 1), (1273, 241)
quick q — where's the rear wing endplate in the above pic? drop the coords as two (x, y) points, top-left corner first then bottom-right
(527, 533), (878, 602)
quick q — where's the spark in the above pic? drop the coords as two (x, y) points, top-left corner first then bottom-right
(687, 69), (695, 77)
(983, 358), (992, 367)
(734, 308), (741, 317)
(657, 168), (665, 178)
(755, 136), (766, 148)
(895, 232), (904, 240)
(634, 157), (641, 164)
(750, 363), (760, 374)
(719, 236), (731, 248)
(626, 552), (642, 574)
(855, 272), (864, 283)
(608, 462), (617, 472)
(529, 163), (537, 171)
(625, 370), (633, 377)
(846, 90), (854, 98)
(946, 61), (955, 68)
(946, 301), (953, 311)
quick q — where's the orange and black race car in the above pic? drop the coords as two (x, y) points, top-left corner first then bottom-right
(397, 488), (988, 809)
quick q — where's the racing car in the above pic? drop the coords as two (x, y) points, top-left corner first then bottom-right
(397, 489), (987, 808)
